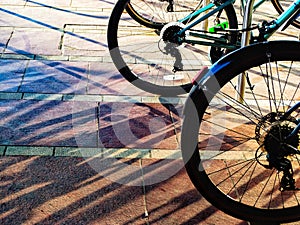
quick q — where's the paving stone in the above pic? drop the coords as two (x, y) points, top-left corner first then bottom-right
(102, 148), (150, 159)
(63, 25), (107, 56)
(19, 60), (89, 94)
(0, 53), (35, 60)
(5, 146), (54, 156)
(102, 95), (142, 103)
(0, 100), (98, 147)
(0, 28), (14, 53)
(140, 159), (248, 224)
(62, 94), (102, 102)
(0, 59), (27, 92)
(150, 149), (181, 159)
(0, 156), (146, 224)
(25, 0), (73, 7)
(55, 147), (102, 157)
(98, 102), (179, 149)
(2, 0), (27, 5)
(0, 7), (58, 28)
(0, 92), (22, 100)
(70, 0), (116, 9)
(23, 93), (63, 101)
(5, 29), (62, 56)
(88, 62), (153, 96)
(35, 55), (69, 61)
(0, 6), (110, 39)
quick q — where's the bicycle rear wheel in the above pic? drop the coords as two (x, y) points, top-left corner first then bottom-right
(108, 0), (238, 96)
(271, 0), (300, 29)
(126, 0), (203, 29)
(181, 41), (300, 223)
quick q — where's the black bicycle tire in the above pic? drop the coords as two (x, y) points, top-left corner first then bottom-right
(270, 0), (300, 29)
(126, 2), (164, 29)
(181, 40), (300, 223)
(126, 0), (203, 29)
(108, 0), (238, 96)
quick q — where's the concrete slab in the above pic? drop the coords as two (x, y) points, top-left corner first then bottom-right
(0, 156), (146, 224)
(20, 60), (89, 94)
(98, 102), (180, 149)
(0, 100), (98, 147)
(5, 29), (62, 55)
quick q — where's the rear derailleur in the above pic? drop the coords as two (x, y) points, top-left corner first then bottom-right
(255, 105), (300, 191)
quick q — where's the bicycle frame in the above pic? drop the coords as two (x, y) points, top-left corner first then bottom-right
(178, 0), (269, 24)
(281, 102), (300, 143)
(172, 0), (300, 50)
(262, 0), (300, 39)
(178, 0), (234, 25)
(175, 0), (237, 49)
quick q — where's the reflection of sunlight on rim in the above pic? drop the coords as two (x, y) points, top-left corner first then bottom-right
(73, 76), (185, 186)
(163, 74), (185, 81)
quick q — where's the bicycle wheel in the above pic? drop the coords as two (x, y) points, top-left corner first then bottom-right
(108, 0), (238, 96)
(126, 0), (203, 29)
(181, 41), (300, 223)
(271, 0), (300, 29)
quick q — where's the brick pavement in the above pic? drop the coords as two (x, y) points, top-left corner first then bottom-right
(0, 0), (299, 224)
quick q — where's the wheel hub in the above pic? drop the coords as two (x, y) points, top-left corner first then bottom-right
(256, 112), (299, 156)
(263, 121), (299, 157)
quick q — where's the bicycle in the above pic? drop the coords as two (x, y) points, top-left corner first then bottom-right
(107, 0), (300, 96)
(181, 39), (300, 224)
(180, 0), (300, 222)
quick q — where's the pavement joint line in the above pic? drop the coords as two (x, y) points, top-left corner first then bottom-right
(23, 93), (64, 101)
(1, 53), (36, 60)
(0, 92), (186, 104)
(0, 92), (23, 100)
(0, 145), (183, 159)
(65, 24), (107, 30)
(1, 146), (259, 160)
(63, 94), (103, 102)
(5, 146), (54, 156)
(0, 27), (63, 31)
(0, 54), (109, 62)
(0, 92), (279, 105)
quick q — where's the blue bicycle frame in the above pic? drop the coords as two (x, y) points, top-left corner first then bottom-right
(172, 0), (300, 49)
(262, 0), (300, 39)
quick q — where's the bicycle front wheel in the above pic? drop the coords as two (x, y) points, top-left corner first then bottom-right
(108, 0), (238, 96)
(181, 41), (300, 223)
